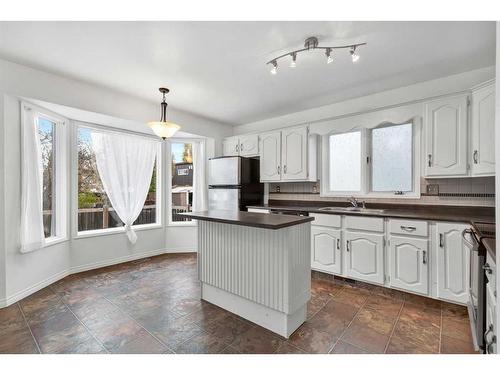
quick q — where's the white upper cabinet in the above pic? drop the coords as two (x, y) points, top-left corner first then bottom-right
(424, 95), (468, 177)
(239, 134), (259, 157)
(222, 136), (240, 156)
(259, 131), (282, 181)
(311, 226), (342, 275)
(345, 231), (384, 285)
(436, 222), (470, 304)
(389, 236), (429, 295)
(222, 134), (259, 157)
(258, 126), (317, 182)
(471, 82), (495, 176)
(281, 126), (308, 180)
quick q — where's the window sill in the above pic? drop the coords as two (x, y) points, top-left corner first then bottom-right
(75, 223), (162, 240)
(168, 221), (197, 227)
(43, 236), (69, 248)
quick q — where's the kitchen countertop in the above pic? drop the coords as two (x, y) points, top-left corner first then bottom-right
(482, 238), (496, 264)
(179, 209), (314, 230)
(247, 200), (495, 224)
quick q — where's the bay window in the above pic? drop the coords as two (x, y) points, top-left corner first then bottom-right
(22, 103), (68, 248)
(77, 124), (160, 233)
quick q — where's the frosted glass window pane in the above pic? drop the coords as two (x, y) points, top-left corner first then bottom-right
(329, 131), (361, 192)
(372, 123), (412, 192)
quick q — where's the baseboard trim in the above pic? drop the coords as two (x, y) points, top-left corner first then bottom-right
(0, 269), (70, 308)
(0, 247), (197, 308)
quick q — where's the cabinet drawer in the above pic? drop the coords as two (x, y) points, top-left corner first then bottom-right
(344, 216), (384, 232)
(310, 213), (341, 228)
(389, 219), (428, 237)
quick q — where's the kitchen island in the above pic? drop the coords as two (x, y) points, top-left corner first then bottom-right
(180, 209), (314, 338)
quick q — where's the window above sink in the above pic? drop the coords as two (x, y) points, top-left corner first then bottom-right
(321, 120), (421, 199)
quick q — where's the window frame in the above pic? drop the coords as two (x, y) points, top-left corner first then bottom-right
(21, 102), (69, 246)
(167, 138), (204, 227)
(321, 118), (421, 199)
(73, 121), (162, 238)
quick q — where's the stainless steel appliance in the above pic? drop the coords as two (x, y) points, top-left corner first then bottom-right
(463, 222), (495, 353)
(208, 156), (263, 211)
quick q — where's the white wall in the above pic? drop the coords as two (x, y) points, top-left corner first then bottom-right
(0, 58), (233, 307)
(233, 66), (495, 136)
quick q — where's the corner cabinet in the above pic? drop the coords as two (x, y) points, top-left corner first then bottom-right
(435, 222), (470, 304)
(424, 94), (469, 177)
(471, 82), (495, 176)
(259, 126), (317, 182)
(222, 134), (259, 157)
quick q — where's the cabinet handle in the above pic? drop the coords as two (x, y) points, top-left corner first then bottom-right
(473, 150), (478, 164)
(346, 240), (350, 252)
(439, 233), (444, 247)
(283, 165), (287, 174)
(428, 154), (432, 167)
(336, 238), (340, 250)
(423, 250), (427, 265)
(277, 165), (281, 175)
(400, 225), (416, 232)
(240, 143), (244, 151)
(235, 144), (239, 153)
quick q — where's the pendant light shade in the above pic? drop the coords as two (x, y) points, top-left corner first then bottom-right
(148, 87), (181, 139)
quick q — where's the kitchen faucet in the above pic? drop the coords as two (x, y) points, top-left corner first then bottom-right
(348, 196), (359, 208)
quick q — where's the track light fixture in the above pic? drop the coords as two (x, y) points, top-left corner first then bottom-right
(350, 46), (360, 63)
(267, 36), (366, 75)
(326, 48), (333, 64)
(270, 60), (278, 75)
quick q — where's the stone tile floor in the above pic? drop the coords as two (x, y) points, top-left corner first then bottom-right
(0, 253), (477, 354)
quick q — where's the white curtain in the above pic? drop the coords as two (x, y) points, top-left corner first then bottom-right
(192, 141), (207, 212)
(20, 108), (45, 253)
(91, 131), (158, 244)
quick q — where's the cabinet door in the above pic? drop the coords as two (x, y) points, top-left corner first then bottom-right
(239, 134), (259, 157)
(425, 95), (468, 176)
(471, 84), (495, 176)
(389, 236), (429, 295)
(281, 127), (308, 180)
(311, 226), (342, 275)
(223, 136), (240, 156)
(259, 131), (281, 181)
(436, 222), (470, 304)
(345, 231), (384, 285)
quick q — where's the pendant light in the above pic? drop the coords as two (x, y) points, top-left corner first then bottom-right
(148, 87), (181, 139)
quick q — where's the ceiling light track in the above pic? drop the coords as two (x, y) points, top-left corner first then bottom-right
(267, 36), (366, 74)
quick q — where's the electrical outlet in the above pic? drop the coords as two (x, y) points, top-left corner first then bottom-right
(276, 185), (280, 193)
(426, 184), (439, 195)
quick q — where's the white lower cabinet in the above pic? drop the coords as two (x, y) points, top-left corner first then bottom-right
(389, 236), (429, 295)
(311, 226), (342, 275)
(345, 231), (385, 285)
(435, 222), (470, 304)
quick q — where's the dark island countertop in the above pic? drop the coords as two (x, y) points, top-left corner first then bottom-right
(179, 209), (314, 230)
(482, 238), (496, 264)
(247, 200), (495, 224)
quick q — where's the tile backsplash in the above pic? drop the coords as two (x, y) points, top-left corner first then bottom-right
(268, 177), (495, 207)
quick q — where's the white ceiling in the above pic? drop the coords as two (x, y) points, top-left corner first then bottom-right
(0, 21), (495, 125)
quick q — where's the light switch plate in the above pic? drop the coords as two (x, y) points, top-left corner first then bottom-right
(426, 184), (439, 195)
